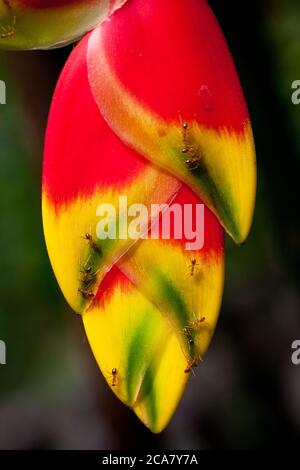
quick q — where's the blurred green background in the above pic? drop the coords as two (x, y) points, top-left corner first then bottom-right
(0, 0), (299, 449)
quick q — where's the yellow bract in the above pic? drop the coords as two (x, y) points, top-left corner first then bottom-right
(42, 168), (179, 313)
(83, 273), (188, 433)
(119, 240), (224, 359)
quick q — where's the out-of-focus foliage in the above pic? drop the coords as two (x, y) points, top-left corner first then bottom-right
(267, 0), (300, 159)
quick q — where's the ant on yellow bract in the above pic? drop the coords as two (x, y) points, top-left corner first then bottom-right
(1, 14), (16, 39)
(183, 316), (206, 348)
(82, 233), (102, 255)
(180, 121), (202, 171)
(184, 356), (202, 375)
(78, 288), (95, 300)
(189, 316), (206, 329)
(185, 156), (202, 171)
(107, 368), (118, 387)
(80, 265), (98, 288)
(189, 258), (200, 276)
(183, 327), (194, 346)
(181, 121), (189, 153)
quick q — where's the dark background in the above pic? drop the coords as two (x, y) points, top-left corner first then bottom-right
(0, 0), (299, 449)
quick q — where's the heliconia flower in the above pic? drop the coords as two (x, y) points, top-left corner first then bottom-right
(87, 0), (257, 244)
(42, 32), (224, 432)
(0, 0), (127, 49)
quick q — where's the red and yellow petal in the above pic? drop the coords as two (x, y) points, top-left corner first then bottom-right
(83, 266), (188, 433)
(0, 0), (127, 49)
(42, 33), (180, 313)
(119, 185), (224, 362)
(87, 0), (256, 243)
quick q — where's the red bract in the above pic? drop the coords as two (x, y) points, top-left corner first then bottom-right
(87, 0), (256, 243)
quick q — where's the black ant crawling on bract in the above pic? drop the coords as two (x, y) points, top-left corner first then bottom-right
(78, 288), (95, 300)
(181, 122), (189, 153)
(80, 265), (98, 288)
(1, 14), (16, 40)
(180, 121), (203, 171)
(189, 258), (200, 276)
(183, 327), (194, 346)
(181, 122), (198, 155)
(185, 156), (202, 171)
(107, 368), (118, 387)
(188, 317), (206, 330)
(183, 316), (206, 347)
(81, 265), (93, 277)
(184, 356), (202, 375)
(82, 233), (102, 255)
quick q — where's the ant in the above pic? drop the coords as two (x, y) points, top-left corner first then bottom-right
(183, 316), (206, 347)
(189, 258), (199, 276)
(107, 368), (118, 387)
(181, 122), (189, 153)
(185, 156), (202, 171)
(82, 233), (102, 255)
(78, 288), (95, 300)
(188, 316), (206, 330)
(80, 265), (98, 287)
(184, 356), (201, 375)
(181, 121), (202, 171)
(183, 326), (194, 346)
(181, 122), (198, 154)
(1, 14), (16, 40)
